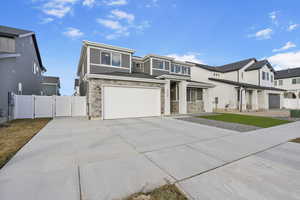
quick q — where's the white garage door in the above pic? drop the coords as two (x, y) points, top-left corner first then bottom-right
(103, 86), (161, 119)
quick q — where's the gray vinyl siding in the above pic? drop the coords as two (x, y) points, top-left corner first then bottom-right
(152, 69), (169, 76)
(42, 84), (58, 96)
(144, 60), (151, 74)
(0, 37), (15, 53)
(0, 36), (43, 121)
(90, 65), (129, 74)
(132, 61), (144, 73)
(89, 47), (131, 74)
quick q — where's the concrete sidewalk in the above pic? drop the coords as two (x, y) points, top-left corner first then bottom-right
(0, 117), (299, 200)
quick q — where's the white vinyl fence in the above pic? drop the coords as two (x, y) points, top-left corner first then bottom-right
(283, 98), (300, 109)
(13, 95), (86, 119)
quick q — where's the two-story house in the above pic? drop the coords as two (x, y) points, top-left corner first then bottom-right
(191, 58), (285, 111)
(77, 41), (214, 120)
(41, 76), (60, 96)
(0, 25), (46, 122)
(275, 67), (300, 108)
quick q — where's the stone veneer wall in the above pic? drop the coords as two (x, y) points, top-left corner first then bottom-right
(87, 78), (165, 119)
(187, 101), (204, 113)
(170, 101), (179, 114)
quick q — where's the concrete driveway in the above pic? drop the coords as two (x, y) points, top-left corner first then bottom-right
(0, 117), (299, 200)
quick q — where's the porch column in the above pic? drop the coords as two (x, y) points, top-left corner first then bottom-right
(203, 88), (213, 112)
(241, 89), (247, 111)
(164, 80), (171, 115)
(178, 81), (187, 114)
(252, 90), (258, 110)
(262, 91), (269, 110)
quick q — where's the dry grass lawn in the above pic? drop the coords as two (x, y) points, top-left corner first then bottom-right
(125, 184), (188, 200)
(290, 138), (300, 143)
(0, 118), (51, 169)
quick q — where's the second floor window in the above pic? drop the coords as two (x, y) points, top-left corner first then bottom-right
(292, 78), (300, 84)
(152, 59), (170, 70)
(101, 52), (111, 65)
(279, 80), (283, 86)
(171, 64), (190, 75)
(262, 72), (266, 80)
(112, 53), (121, 67)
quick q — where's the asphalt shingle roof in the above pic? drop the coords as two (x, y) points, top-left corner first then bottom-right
(209, 78), (285, 91)
(245, 60), (274, 72)
(195, 58), (256, 73)
(42, 76), (60, 87)
(275, 67), (300, 79)
(0, 25), (33, 37)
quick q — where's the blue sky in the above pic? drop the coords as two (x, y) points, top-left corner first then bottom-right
(2, 0), (300, 95)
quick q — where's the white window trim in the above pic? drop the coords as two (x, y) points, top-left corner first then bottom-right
(152, 58), (170, 71)
(170, 64), (191, 75)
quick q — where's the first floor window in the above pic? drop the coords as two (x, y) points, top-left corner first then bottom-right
(196, 88), (203, 100)
(101, 51), (111, 65)
(112, 52), (121, 67)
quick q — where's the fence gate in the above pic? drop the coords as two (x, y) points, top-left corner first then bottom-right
(13, 95), (86, 119)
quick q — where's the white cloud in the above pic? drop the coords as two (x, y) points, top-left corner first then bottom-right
(63, 27), (84, 38)
(97, 18), (124, 30)
(97, 18), (129, 39)
(269, 11), (279, 25)
(288, 24), (299, 31)
(83, 0), (95, 7)
(273, 41), (296, 52)
(268, 51), (300, 69)
(103, 0), (127, 6)
(110, 9), (135, 23)
(40, 17), (54, 24)
(146, 0), (158, 8)
(166, 52), (204, 64)
(249, 28), (273, 40)
(42, 0), (77, 18)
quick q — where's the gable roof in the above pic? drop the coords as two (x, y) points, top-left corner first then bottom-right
(42, 76), (60, 88)
(218, 58), (256, 72)
(275, 67), (300, 79)
(0, 25), (33, 37)
(245, 60), (275, 72)
(194, 58), (256, 73)
(209, 78), (285, 91)
(0, 25), (46, 71)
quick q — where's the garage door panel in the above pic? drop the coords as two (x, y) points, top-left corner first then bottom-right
(103, 86), (161, 119)
(269, 94), (280, 109)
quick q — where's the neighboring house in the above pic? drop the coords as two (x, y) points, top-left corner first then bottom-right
(41, 76), (60, 96)
(0, 25), (46, 122)
(275, 67), (300, 101)
(77, 41), (214, 120)
(190, 58), (285, 111)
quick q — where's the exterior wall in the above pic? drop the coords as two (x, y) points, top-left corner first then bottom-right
(222, 71), (238, 81)
(42, 84), (58, 96)
(87, 79), (165, 119)
(191, 66), (238, 111)
(144, 59), (151, 74)
(152, 69), (169, 76)
(0, 36), (15, 53)
(276, 77), (300, 90)
(259, 65), (274, 87)
(170, 101), (179, 114)
(187, 101), (204, 113)
(243, 70), (259, 85)
(89, 47), (131, 74)
(0, 36), (43, 121)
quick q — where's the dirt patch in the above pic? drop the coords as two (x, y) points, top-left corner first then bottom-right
(0, 118), (51, 168)
(290, 138), (300, 143)
(125, 184), (188, 200)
